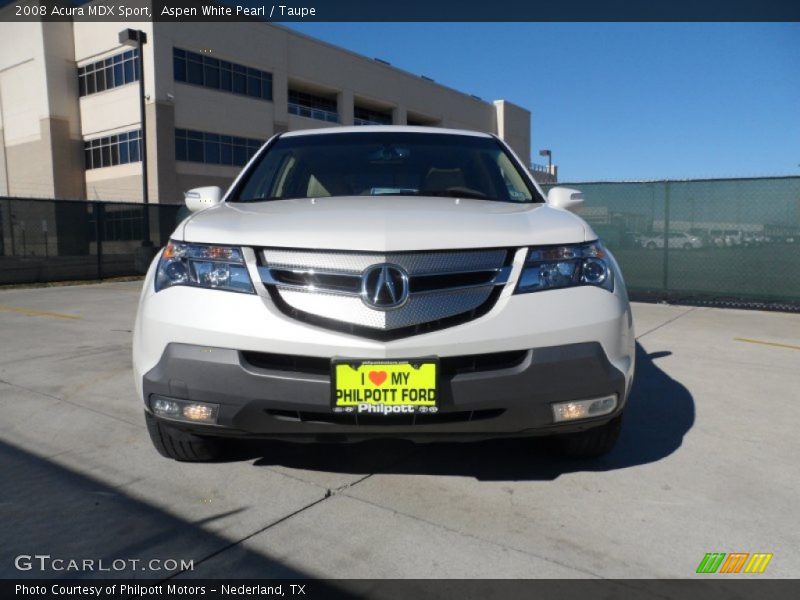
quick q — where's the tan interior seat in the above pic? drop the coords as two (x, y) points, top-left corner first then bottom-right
(421, 168), (466, 192)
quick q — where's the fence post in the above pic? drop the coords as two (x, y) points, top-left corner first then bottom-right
(94, 202), (104, 280)
(662, 180), (670, 297)
(7, 201), (15, 256)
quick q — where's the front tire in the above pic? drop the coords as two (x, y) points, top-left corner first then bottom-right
(145, 412), (224, 462)
(554, 415), (622, 458)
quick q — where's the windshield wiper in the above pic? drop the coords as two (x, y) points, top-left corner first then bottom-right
(423, 188), (491, 200)
(235, 190), (497, 202)
(234, 196), (306, 202)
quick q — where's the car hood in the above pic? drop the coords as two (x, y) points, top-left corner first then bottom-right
(179, 196), (593, 251)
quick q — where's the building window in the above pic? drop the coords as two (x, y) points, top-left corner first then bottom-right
(84, 129), (141, 170)
(407, 115), (440, 127)
(78, 49), (139, 97)
(288, 89), (339, 123)
(354, 106), (392, 126)
(173, 48), (273, 101)
(175, 128), (263, 166)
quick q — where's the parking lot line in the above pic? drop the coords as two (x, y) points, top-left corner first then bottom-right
(0, 304), (80, 320)
(734, 337), (800, 351)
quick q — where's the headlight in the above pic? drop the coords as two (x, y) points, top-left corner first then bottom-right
(516, 241), (614, 294)
(155, 241), (254, 294)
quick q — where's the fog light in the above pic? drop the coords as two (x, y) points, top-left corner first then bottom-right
(182, 403), (218, 423)
(552, 394), (617, 423)
(150, 395), (219, 424)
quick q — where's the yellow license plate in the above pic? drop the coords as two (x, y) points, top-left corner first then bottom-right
(332, 360), (438, 413)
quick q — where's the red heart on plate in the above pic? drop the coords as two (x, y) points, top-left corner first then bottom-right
(368, 371), (388, 386)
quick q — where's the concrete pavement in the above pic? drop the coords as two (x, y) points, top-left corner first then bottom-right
(0, 281), (798, 580)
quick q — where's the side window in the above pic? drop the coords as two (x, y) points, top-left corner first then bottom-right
(272, 155), (297, 198)
(494, 151), (532, 202)
(240, 152), (295, 200)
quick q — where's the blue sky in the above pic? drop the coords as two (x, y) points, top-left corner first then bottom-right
(285, 23), (799, 182)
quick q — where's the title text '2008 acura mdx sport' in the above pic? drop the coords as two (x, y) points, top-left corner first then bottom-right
(133, 127), (635, 461)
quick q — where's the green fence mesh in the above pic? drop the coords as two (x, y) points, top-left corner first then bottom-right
(543, 177), (800, 309)
(2, 178), (799, 310)
(0, 198), (183, 285)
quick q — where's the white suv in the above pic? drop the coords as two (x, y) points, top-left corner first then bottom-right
(133, 127), (635, 461)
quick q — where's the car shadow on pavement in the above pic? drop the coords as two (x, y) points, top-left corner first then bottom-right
(244, 342), (695, 481)
(0, 440), (328, 581)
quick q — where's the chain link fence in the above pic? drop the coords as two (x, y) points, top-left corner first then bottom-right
(0, 197), (184, 285)
(3, 177), (800, 311)
(543, 177), (800, 310)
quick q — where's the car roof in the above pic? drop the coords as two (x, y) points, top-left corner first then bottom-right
(280, 125), (493, 139)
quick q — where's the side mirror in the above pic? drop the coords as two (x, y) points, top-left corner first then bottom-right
(547, 187), (584, 211)
(184, 186), (223, 212)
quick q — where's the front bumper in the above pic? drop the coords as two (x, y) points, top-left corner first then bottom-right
(143, 341), (628, 442)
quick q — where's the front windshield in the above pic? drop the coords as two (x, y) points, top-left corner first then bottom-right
(231, 132), (543, 203)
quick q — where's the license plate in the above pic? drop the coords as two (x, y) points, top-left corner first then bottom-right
(332, 359), (438, 415)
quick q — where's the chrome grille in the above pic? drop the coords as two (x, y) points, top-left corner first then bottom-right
(262, 248), (507, 273)
(277, 287), (496, 329)
(259, 248), (511, 336)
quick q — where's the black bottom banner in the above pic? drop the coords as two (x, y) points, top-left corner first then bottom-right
(4, 579), (800, 600)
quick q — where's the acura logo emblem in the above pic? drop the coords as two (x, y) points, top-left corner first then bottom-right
(361, 264), (410, 310)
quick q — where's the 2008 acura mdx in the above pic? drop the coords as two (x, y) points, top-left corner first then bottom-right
(133, 126), (635, 461)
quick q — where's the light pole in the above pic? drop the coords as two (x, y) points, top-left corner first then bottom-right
(118, 28), (152, 247)
(539, 149), (552, 175)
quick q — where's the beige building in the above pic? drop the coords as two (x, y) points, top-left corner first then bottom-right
(0, 3), (537, 206)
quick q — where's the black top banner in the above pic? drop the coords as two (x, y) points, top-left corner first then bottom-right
(1, 0), (799, 22)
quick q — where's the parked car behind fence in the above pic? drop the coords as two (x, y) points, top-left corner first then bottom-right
(639, 232), (703, 250)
